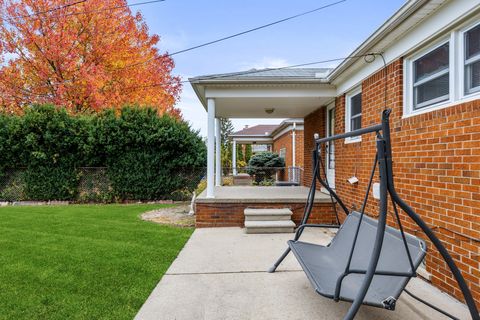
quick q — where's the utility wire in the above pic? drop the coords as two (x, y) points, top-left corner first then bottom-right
(125, 53), (381, 91)
(169, 0), (346, 57)
(0, 0), (87, 23)
(62, 0), (166, 18)
(1, 0), (165, 22)
(24, 0), (88, 18)
(121, 0), (347, 69)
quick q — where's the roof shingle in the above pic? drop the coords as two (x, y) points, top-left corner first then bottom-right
(230, 124), (279, 136)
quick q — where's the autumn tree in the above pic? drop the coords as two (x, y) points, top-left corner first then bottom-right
(0, 0), (181, 114)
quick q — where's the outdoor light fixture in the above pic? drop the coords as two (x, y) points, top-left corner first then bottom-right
(265, 108), (275, 114)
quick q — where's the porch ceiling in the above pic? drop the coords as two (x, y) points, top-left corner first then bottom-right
(191, 82), (335, 118)
(212, 96), (331, 118)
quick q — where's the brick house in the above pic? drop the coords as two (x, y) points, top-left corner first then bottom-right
(191, 0), (480, 307)
(229, 120), (304, 178)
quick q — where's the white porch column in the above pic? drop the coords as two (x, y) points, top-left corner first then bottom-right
(215, 118), (222, 186)
(292, 122), (296, 182)
(232, 139), (237, 175)
(206, 98), (215, 198)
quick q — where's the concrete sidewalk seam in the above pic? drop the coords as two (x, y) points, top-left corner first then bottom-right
(165, 270), (303, 276)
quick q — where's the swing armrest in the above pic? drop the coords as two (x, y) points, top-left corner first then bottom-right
(295, 223), (340, 238)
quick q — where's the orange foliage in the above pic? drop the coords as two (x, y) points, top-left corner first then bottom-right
(0, 0), (181, 115)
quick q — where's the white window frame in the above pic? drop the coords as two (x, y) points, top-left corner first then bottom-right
(404, 38), (453, 116)
(403, 14), (480, 118)
(279, 148), (286, 159)
(345, 87), (362, 143)
(460, 21), (480, 98)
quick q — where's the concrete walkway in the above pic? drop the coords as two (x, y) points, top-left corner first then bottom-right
(135, 228), (470, 320)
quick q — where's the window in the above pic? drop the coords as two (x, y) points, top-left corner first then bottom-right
(349, 93), (362, 131)
(464, 24), (480, 95)
(345, 89), (362, 142)
(412, 42), (450, 109)
(404, 17), (480, 117)
(279, 148), (286, 159)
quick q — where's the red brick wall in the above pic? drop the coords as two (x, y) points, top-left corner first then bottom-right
(304, 107), (327, 185)
(196, 202), (337, 228)
(303, 58), (480, 306)
(272, 129), (304, 169)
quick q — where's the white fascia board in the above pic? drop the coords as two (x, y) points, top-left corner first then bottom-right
(333, 0), (480, 95)
(272, 125), (304, 141)
(190, 82), (208, 110)
(270, 118), (304, 137)
(231, 137), (273, 144)
(328, 0), (430, 81)
(204, 85), (336, 99)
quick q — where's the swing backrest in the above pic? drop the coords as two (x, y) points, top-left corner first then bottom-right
(330, 211), (427, 275)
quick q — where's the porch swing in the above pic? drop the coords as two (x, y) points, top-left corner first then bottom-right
(269, 109), (480, 320)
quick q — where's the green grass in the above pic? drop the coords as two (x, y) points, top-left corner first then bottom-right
(0, 204), (193, 320)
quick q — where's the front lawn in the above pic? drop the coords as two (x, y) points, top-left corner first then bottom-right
(0, 204), (193, 320)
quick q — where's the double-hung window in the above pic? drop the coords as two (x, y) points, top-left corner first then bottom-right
(348, 91), (362, 131)
(404, 17), (480, 117)
(464, 24), (480, 95)
(412, 42), (450, 110)
(345, 89), (362, 142)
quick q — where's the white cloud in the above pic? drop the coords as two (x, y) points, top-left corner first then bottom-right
(238, 56), (289, 70)
(160, 31), (190, 53)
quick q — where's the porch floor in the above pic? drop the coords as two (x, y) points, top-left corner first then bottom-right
(197, 186), (331, 203)
(135, 227), (470, 320)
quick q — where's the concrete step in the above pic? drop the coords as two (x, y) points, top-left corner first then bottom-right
(244, 208), (293, 221)
(244, 220), (295, 234)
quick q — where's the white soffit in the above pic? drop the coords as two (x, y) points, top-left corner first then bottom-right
(333, 0), (480, 94)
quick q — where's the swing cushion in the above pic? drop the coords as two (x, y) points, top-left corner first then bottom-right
(288, 211), (427, 309)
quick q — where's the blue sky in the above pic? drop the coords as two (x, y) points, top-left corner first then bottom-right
(135, 0), (405, 136)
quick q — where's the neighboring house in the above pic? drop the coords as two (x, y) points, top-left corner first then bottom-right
(191, 0), (480, 306)
(229, 124), (277, 164)
(229, 119), (304, 173)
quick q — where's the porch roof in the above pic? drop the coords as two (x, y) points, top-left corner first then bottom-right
(189, 68), (335, 118)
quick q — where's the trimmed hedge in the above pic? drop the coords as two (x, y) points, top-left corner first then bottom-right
(0, 105), (206, 201)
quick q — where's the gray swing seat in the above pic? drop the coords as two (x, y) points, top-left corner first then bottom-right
(288, 211), (427, 310)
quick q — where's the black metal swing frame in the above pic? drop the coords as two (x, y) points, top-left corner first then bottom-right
(269, 109), (480, 320)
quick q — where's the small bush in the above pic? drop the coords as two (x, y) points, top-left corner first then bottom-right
(247, 152), (285, 184)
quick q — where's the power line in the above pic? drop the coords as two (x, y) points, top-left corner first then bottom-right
(1, 0), (87, 22)
(169, 0), (346, 57)
(0, 0), (87, 23)
(2, 0), (165, 22)
(62, 0), (166, 18)
(25, 0), (88, 18)
(125, 53), (381, 91)
(121, 0), (347, 69)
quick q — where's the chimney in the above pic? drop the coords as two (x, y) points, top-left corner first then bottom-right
(244, 125), (249, 129)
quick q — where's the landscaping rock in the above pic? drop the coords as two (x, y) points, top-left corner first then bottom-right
(141, 205), (195, 227)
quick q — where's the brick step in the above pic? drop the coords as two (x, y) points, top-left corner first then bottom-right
(244, 208), (292, 221)
(244, 220), (295, 234)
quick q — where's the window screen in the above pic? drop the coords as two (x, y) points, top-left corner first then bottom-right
(413, 42), (450, 109)
(465, 24), (480, 94)
(349, 92), (362, 131)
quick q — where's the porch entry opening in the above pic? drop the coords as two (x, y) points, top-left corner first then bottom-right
(326, 105), (335, 189)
